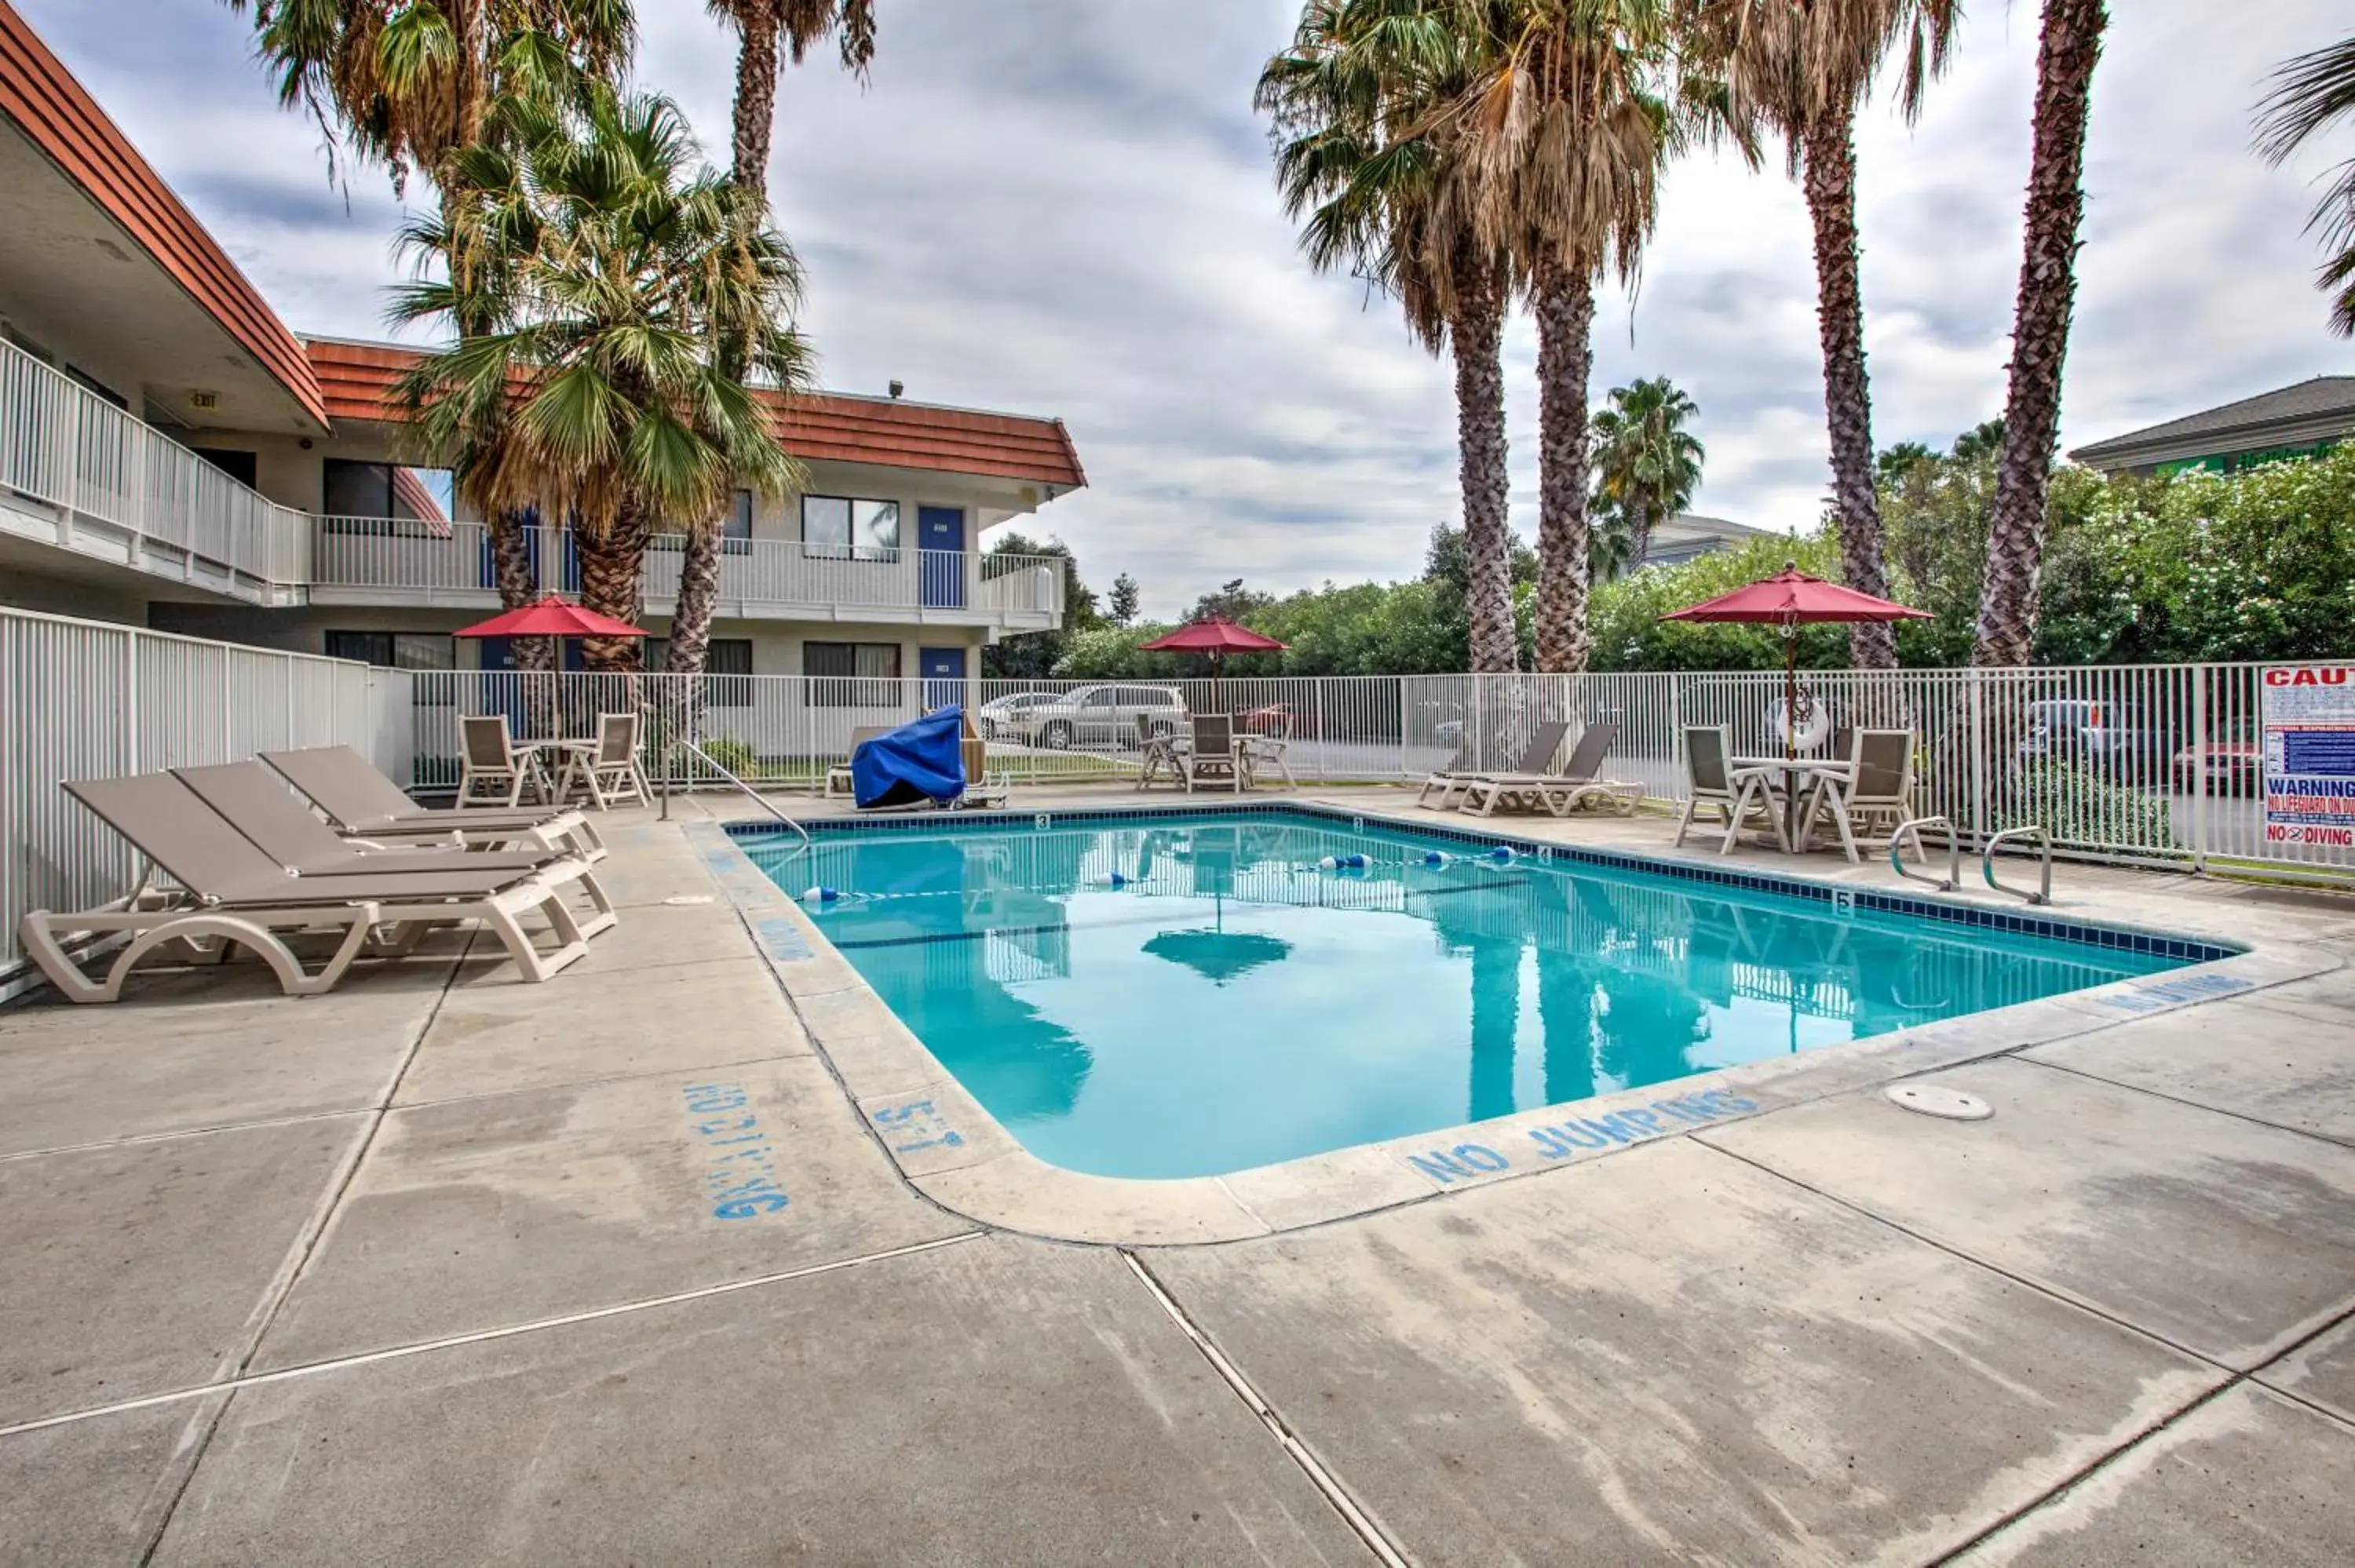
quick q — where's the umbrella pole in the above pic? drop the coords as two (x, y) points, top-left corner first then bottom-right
(1784, 624), (1798, 760)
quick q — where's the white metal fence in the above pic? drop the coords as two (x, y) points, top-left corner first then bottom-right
(405, 662), (2353, 881)
(0, 337), (313, 597)
(1, 607), (411, 999)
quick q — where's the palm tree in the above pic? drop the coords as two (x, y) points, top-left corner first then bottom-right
(1589, 376), (1702, 567)
(2256, 35), (2355, 337)
(1258, 1), (1522, 673)
(1709, 0), (1959, 669)
(1440, 0), (1681, 674)
(665, 1), (878, 687)
(224, 0), (634, 670)
(1973, 0), (2107, 668)
(390, 89), (810, 673)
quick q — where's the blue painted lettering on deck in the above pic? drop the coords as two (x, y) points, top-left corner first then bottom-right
(1406, 1143), (1511, 1184)
(2096, 972), (2251, 1014)
(681, 1082), (790, 1220)
(870, 1097), (967, 1158)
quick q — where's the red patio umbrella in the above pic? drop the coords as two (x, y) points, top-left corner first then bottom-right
(454, 594), (648, 641)
(1660, 563), (1930, 756)
(1139, 617), (1287, 707)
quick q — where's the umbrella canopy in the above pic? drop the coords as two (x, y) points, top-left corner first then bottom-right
(1138, 618), (1287, 655)
(1660, 563), (1929, 758)
(1142, 928), (1294, 986)
(1660, 565), (1932, 627)
(453, 595), (648, 640)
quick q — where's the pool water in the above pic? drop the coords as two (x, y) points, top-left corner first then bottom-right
(744, 812), (2185, 1180)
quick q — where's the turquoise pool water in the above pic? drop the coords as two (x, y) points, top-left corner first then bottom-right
(743, 811), (2188, 1180)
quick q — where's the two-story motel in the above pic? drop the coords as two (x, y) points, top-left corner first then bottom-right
(0, 0), (1084, 702)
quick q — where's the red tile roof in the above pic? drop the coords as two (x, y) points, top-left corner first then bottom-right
(304, 337), (1087, 491)
(0, 1), (328, 428)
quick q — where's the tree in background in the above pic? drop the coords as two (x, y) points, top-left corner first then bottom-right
(673, 0), (877, 685)
(1259, 2), (1522, 673)
(1973, 0), (2108, 667)
(1589, 376), (1703, 568)
(2257, 32), (2355, 337)
(1187, 578), (1281, 624)
(1108, 573), (1141, 626)
(1706, 0), (1960, 670)
(979, 534), (1101, 680)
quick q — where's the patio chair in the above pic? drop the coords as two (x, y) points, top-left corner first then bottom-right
(458, 714), (548, 808)
(551, 712), (650, 811)
(260, 746), (605, 863)
(1181, 714), (1245, 793)
(1795, 728), (1916, 864)
(1674, 724), (1790, 855)
(1455, 723), (1643, 818)
(20, 773), (605, 1003)
(1416, 720), (1568, 811)
(1136, 715), (1183, 791)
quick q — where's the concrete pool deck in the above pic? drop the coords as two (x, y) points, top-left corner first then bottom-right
(3, 787), (2353, 1563)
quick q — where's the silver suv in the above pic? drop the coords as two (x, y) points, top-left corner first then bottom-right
(1018, 684), (1188, 749)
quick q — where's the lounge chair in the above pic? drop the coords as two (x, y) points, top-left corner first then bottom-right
(1796, 728), (1916, 863)
(1417, 720), (1568, 811)
(20, 773), (606, 1003)
(1181, 714), (1245, 793)
(1455, 723), (1644, 818)
(550, 711), (650, 810)
(458, 714), (550, 808)
(260, 746), (605, 862)
(171, 763), (614, 940)
(825, 727), (894, 799)
(1673, 724), (1790, 855)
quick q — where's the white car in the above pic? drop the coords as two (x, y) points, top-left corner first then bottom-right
(974, 691), (1063, 741)
(1016, 685), (1189, 749)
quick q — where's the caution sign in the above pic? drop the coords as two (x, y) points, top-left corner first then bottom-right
(2263, 664), (2355, 851)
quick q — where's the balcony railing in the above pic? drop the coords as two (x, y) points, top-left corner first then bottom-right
(0, 336), (312, 600)
(310, 518), (1067, 622)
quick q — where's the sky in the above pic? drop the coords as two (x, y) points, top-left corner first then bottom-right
(22, 0), (2355, 617)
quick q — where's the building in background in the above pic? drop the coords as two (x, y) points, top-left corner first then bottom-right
(0, 0), (1084, 702)
(2070, 376), (2355, 477)
(1641, 513), (1773, 569)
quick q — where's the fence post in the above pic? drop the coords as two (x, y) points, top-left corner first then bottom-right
(2191, 666), (2208, 875)
(1966, 667), (1988, 846)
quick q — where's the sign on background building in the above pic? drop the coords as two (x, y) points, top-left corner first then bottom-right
(2262, 664), (2355, 851)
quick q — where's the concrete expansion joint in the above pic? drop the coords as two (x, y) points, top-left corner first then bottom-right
(1119, 1250), (1411, 1568)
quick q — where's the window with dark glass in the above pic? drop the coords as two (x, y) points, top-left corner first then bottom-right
(800, 496), (900, 561)
(805, 640), (900, 706)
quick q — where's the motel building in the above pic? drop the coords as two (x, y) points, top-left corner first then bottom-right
(0, 1), (1086, 736)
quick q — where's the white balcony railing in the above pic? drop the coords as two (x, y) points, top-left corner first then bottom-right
(311, 517), (1067, 622)
(0, 336), (312, 599)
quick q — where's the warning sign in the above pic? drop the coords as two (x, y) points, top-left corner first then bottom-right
(2262, 665), (2355, 851)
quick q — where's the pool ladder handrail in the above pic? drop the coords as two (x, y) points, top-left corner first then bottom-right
(1982, 825), (2053, 906)
(1889, 815), (1960, 892)
(665, 735), (813, 859)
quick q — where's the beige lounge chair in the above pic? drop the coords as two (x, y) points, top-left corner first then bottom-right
(1455, 723), (1643, 818)
(458, 714), (549, 808)
(172, 763), (615, 941)
(21, 773), (604, 1003)
(1796, 728), (1916, 863)
(552, 711), (650, 810)
(1181, 714), (1245, 793)
(1417, 720), (1568, 811)
(1673, 724), (1789, 855)
(260, 746), (605, 862)
(824, 727), (894, 799)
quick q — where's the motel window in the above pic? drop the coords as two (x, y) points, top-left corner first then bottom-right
(645, 637), (753, 706)
(805, 640), (900, 706)
(801, 496), (900, 561)
(326, 631), (456, 704)
(725, 489), (754, 553)
(323, 461), (455, 534)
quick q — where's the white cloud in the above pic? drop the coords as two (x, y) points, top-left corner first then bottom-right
(21, 0), (2355, 618)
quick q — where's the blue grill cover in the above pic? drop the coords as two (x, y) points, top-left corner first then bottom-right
(852, 706), (966, 808)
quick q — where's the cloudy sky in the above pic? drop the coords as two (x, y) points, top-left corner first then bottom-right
(24, 0), (2355, 614)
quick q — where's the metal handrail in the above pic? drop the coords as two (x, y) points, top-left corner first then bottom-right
(1984, 825), (2054, 906)
(1889, 815), (1960, 892)
(663, 734), (812, 861)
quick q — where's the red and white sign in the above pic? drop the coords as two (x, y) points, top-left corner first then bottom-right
(2262, 664), (2355, 852)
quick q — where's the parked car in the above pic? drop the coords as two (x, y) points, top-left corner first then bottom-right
(2173, 719), (2262, 795)
(974, 691), (1062, 741)
(1238, 701), (1319, 739)
(2019, 698), (2182, 784)
(1016, 684), (1189, 749)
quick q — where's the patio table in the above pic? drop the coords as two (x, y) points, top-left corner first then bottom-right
(1732, 755), (1850, 852)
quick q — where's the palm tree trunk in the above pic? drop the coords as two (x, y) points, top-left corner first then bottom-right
(728, 2), (782, 192)
(1975, 0), (2108, 669)
(487, 507), (551, 671)
(667, 520), (725, 675)
(1454, 254), (1518, 675)
(576, 504), (649, 673)
(1532, 254), (1595, 674)
(1802, 115), (1899, 670)
(1467, 936), (1519, 1124)
(1625, 498), (1652, 572)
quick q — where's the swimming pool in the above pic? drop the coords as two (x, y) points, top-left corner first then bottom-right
(742, 808), (2208, 1180)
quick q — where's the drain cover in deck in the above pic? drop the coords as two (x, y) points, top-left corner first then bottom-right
(1886, 1084), (1992, 1121)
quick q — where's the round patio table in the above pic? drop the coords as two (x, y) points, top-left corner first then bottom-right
(1732, 755), (1851, 852)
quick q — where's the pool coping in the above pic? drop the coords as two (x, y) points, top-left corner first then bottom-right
(688, 801), (2347, 1248)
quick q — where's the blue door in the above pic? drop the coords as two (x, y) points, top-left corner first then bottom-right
(476, 519), (542, 591)
(918, 505), (966, 609)
(920, 646), (967, 714)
